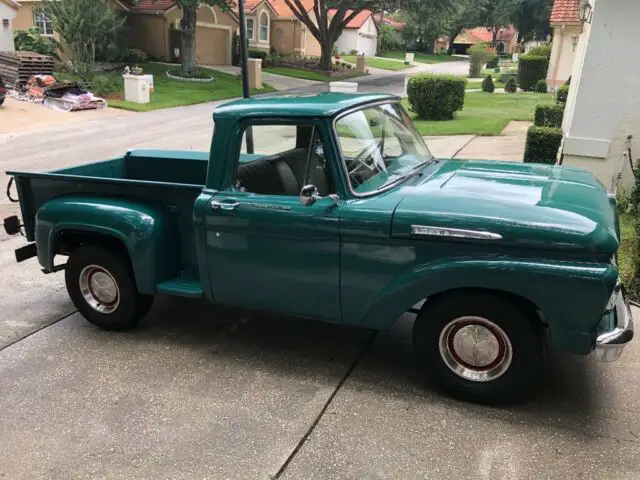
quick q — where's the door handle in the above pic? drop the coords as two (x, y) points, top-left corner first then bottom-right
(211, 200), (240, 211)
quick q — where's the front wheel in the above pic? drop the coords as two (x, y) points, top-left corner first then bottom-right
(65, 245), (153, 330)
(413, 292), (543, 404)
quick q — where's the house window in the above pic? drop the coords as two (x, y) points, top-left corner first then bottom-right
(246, 18), (254, 40)
(259, 12), (269, 42)
(34, 11), (54, 36)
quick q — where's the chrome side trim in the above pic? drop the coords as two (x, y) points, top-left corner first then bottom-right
(410, 225), (503, 240)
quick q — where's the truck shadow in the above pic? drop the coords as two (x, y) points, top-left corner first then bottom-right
(119, 294), (609, 436)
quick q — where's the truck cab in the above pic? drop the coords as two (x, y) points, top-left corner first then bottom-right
(4, 93), (633, 404)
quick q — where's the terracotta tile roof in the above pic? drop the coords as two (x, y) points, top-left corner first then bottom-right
(373, 13), (405, 31)
(550, 0), (580, 24)
(129, 0), (175, 12)
(327, 9), (373, 29)
(455, 25), (517, 44)
(269, 0), (314, 18)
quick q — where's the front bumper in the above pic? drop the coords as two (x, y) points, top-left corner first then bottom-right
(595, 291), (634, 362)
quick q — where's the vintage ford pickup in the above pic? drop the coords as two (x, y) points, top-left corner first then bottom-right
(4, 93), (634, 403)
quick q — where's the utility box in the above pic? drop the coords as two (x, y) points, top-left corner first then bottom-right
(248, 58), (262, 89)
(355, 55), (367, 73)
(405, 53), (414, 64)
(123, 74), (154, 104)
(329, 81), (358, 93)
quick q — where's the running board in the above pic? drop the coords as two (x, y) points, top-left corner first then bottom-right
(156, 278), (204, 298)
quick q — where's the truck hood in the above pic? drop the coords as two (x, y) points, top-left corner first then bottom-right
(391, 159), (619, 254)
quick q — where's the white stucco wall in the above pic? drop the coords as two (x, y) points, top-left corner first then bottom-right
(546, 25), (582, 89)
(335, 29), (358, 55)
(0, 2), (17, 52)
(561, 0), (639, 190)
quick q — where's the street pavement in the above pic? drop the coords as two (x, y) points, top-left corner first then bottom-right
(2, 70), (640, 478)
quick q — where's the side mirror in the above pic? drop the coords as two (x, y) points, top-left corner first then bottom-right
(300, 184), (319, 206)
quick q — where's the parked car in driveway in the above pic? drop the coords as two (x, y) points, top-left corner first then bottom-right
(3, 92), (634, 404)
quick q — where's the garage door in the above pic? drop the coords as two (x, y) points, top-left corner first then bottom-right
(196, 27), (229, 65)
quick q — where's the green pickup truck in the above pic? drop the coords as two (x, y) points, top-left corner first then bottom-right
(4, 93), (633, 403)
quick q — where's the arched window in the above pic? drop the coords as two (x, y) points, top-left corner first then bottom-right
(259, 12), (269, 42)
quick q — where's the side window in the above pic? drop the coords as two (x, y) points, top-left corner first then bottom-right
(236, 125), (334, 197)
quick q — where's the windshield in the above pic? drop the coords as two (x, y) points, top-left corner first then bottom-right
(335, 102), (433, 195)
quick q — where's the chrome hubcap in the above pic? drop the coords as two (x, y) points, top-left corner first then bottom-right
(79, 265), (120, 313)
(438, 316), (513, 382)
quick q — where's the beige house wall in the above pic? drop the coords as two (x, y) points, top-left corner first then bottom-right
(128, 14), (170, 60)
(13, 3), (35, 31)
(546, 24), (582, 88)
(304, 26), (320, 56)
(271, 19), (296, 54)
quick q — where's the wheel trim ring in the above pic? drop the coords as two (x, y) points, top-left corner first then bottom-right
(79, 265), (120, 314)
(438, 316), (513, 383)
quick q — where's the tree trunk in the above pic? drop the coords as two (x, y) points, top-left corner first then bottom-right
(181, 6), (198, 76)
(492, 26), (498, 47)
(319, 39), (333, 71)
(447, 27), (462, 55)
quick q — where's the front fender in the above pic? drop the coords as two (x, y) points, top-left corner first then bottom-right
(354, 257), (617, 354)
(35, 196), (180, 294)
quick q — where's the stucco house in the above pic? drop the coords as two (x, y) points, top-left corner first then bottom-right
(452, 26), (518, 54)
(0, 0), (18, 52)
(267, 0), (320, 57)
(546, 0), (581, 89)
(560, 0), (638, 190)
(333, 10), (378, 56)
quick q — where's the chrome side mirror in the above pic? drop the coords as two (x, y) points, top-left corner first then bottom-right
(300, 184), (320, 206)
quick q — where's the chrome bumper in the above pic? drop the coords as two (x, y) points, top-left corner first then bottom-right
(595, 291), (635, 362)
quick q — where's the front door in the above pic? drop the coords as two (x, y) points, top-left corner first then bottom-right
(204, 122), (342, 322)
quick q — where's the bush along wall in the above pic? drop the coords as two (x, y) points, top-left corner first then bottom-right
(482, 75), (495, 93)
(517, 55), (549, 91)
(407, 74), (466, 120)
(524, 126), (563, 164)
(534, 104), (565, 128)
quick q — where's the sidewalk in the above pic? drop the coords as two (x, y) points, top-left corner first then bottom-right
(204, 64), (321, 90)
(425, 120), (529, 162)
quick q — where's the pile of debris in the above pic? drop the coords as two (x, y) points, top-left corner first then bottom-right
(10, 74), (107, 112)
(0, 51), (55, 88)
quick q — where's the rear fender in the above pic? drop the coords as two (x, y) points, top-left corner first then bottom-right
(354, 257), (617, 354)
(35, 196), (180, 294)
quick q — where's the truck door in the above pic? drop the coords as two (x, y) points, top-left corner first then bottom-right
(203, 122), (342, 323)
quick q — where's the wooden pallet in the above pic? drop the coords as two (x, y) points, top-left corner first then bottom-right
(0, 51), (55, 87)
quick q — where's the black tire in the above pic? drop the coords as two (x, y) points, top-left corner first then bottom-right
(65, 245), (154, 330)
(413, 292), (543, 404)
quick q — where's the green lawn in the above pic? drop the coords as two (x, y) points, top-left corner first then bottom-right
(378, 51), (462, 64)
(104, 63), (273, 112)
(342, 55), (409, 71)
(264, 65), (366, 82)
(405, 92), (555, 136)
(619, 213), (635, 290)
(466, 78), (505, 90)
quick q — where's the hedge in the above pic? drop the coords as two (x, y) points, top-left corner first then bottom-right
(535, 79), (548, 93)
(407, 74), (466, 120)
(534, 104), (565, 128)
(517, 55), (549, 91)
(486, 56), (499, 69)
(482, 75), (495, 93)
(524, 126), (562, 164)
(556, 84), (569, 103)
(248, 50), (267, 60)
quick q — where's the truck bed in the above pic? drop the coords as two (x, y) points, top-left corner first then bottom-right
(8, 149), (209, 279)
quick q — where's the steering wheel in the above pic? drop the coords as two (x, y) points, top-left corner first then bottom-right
(348, 140), (383, 175)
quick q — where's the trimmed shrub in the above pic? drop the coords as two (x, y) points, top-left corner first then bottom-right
(556, 84), (569, 103)
(534, 104), (565, 128)
(125, 48), (147, 64)
(407, 74), (466, 120)
(89, 75), (121, 96)
(505, 76), (518, 93)
(526, 44), (552, 59)
(524, 126), (562, 164)
(564, 76), (571, 86)
(482, 75), (495, 93)
(517, 55), (549, 91)
(500, 72), (516, 84)
(535, 79), (548, 93)
(248, 50), (267, 60)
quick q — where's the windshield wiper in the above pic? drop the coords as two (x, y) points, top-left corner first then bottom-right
(375, 159), (437, 191)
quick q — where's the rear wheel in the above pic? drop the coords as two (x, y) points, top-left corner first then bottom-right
(413, 292), (543, 404)
(65, 245), (153, 330)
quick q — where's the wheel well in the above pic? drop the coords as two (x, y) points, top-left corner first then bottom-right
(420, 287), (547, 330)
(54, 230), (131, 266)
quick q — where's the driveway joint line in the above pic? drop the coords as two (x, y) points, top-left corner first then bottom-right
(0, 310), (76, 353)
(272, 330), (378, 479)
(452, 135), (476, 159)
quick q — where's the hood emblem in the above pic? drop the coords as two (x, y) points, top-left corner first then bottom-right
(411, 225), (503, 240)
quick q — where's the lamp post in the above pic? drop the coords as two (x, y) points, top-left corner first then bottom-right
(237, 0), (254, 153)
(579, 0), (593, 23)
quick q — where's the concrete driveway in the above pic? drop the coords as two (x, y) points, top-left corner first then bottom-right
(1, 98), (639, 479)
